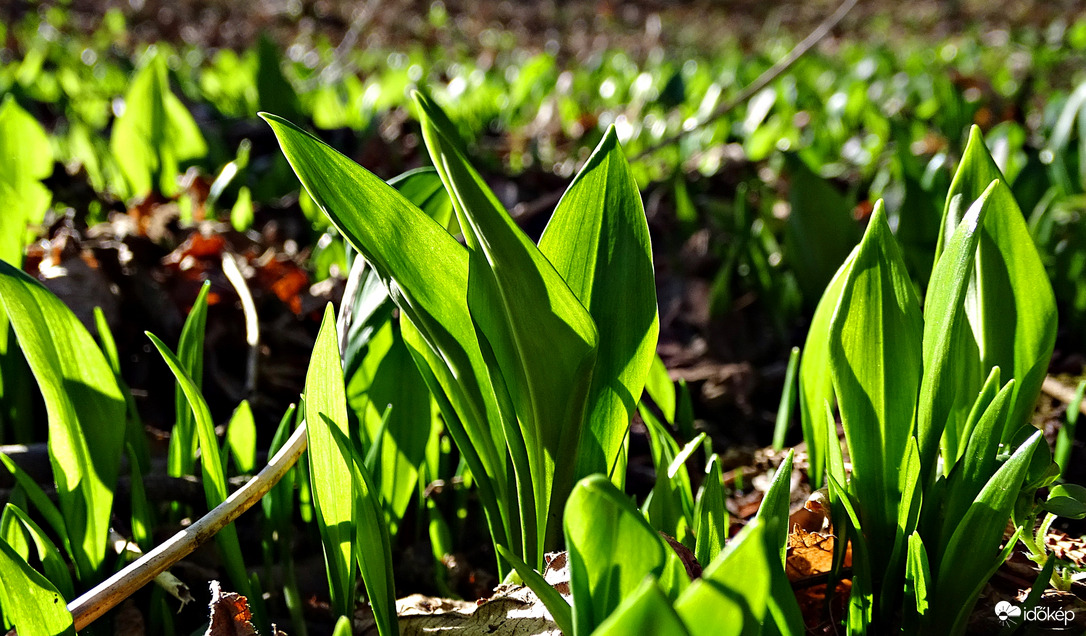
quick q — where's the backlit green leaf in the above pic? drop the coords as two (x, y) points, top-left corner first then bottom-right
(537, 126), (659, 486)
(303, 305), (357, 619)
(693, 455), (727, 567)
(262, 112), (513, 562)
(565, 474), (689, 635)
(593, 578), (690, 636)
(828, 201), (923, 578)
(0, 260), (125, 580)
(0, 538), (74, 636)
(110, 50), (207, 198)
(917, 183), (996, 474)
(798, 247), (858, 490)
(416, 91), (598, 560)
(935, 126), (1057, 441)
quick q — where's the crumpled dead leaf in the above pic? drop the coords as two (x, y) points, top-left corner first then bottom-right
(204, 581), (286, 636)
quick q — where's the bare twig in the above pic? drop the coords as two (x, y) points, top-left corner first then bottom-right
(1042, 375), (1086, 417)
(633, 0), (860, 161)
(61, 422), (307, 633)
(222, 252), (260, 399)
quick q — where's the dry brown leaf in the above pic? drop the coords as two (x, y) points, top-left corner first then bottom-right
(204, 581), (258, 636)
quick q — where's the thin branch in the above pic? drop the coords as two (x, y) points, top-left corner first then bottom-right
(222, 252), (260, 399)
(1042, 375), (1086, 417)
(62, 421), (307, 633)
(633, 0), (860, 162)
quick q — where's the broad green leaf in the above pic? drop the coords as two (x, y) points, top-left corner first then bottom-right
(932, 432), (1043, 632)
(1043, 484), (1086, 519)
(347, 320), (431, 532)
(537, 126), (659, 486)
(918, 184), (995, 474)
(147, 332), (250, 598)
(387, 166), (457, 234)
(110, 50), (207, 198)
(565, 474), (689, 636)
(225, 400), (257, 474)
(0, 538), (74, 636)
(828, 201), (923, 577)
(3, 504), (73, 600)
(416, 91), (598, 560)
(0, 260), (125, 580)
(935, 126), (1057, 440)
(593, 578), (690, 636)
(495, 544), (573, 636)
(674, 518), (768, 636)
(798, 246), (858, 490)
(0, 95), (52, 267)
(826, 474), (873, 633)
(303, 305), (357, 620)
(693, 455), (727, 567)
(262, 113), (513, 560)
(904, 533), (930, 618)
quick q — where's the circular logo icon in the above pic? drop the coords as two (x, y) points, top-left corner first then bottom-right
(994, 601), (1022, 625)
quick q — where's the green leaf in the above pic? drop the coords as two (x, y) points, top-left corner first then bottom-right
(0, 95), (52, 266)
(225, 400), (257, 474)
(565, 474), (689, 636)
(673, 518), (768, 636)
(495, 544), (573, 636)
(537, 126), (659, 486)
(0, 452), (68, 556)
(387, 166), (457, 234)
(303, 305), (357, 620)
(593, 578), (690, 636)
(640, 406), (694, 545)
(932, 432), (1044, 632)
(0, 538), (74, 636)
(168, 281), (210, 479)
(693, 455), (727, 567)
(110, 49), (207, 198)
(904, 532), (930, 618)
(416, 91), (599, 560)
(0, 260), (125, 580)
(346, 320), (432, 532)
(917, 183), (996, 474)
(940, 372), (1014, 543)
(94, 307), (149, 475)
(755, 450), (794, 567)
(798, 246), (858, 490)
(3, 504), (74, 601)
(772, 347), (801, 450)
(339, 429), (399, 636)
(146, 332), (250, 598)
(1043, 484), (1086, 519)
(644, 354), (677, 424)
(262, 112), (513, 562)
(935, 126), (1057, 440)
(828, 201), (923, 576)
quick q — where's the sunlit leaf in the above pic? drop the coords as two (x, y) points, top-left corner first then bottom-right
(538, 125), (659, 486)
(0, 260), (125, 580)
